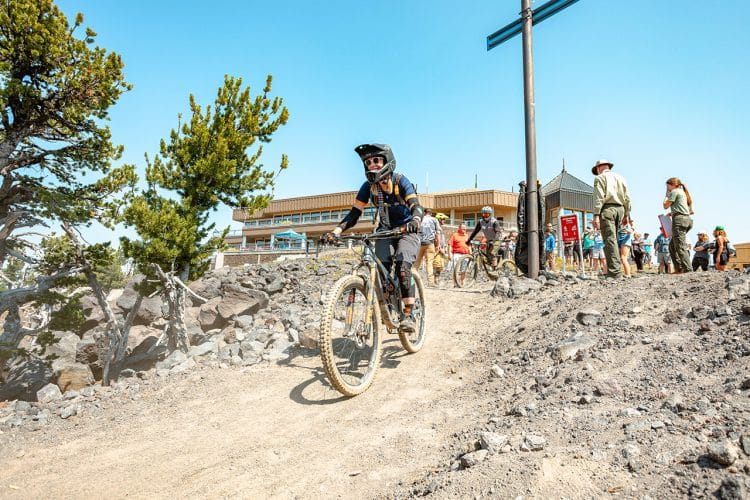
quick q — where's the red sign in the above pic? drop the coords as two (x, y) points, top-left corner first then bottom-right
(560, 214), (580, 243)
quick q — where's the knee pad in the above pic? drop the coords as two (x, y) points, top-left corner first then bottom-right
(397, 262), (413, 295)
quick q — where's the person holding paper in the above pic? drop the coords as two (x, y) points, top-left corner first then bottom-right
(663, 177), (694, 273)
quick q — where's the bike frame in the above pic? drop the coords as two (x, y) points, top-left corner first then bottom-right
(340, 230), (405, 331)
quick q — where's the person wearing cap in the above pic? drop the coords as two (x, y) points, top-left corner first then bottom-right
(663, 177), (694, 273)
(691, 231), (710, 271)
(415, 208), (441, 287)
(591, 159), (631, 279)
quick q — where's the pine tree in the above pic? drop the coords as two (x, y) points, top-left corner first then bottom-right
(122, 75), (289, 282)
(0, 0), (136, 266)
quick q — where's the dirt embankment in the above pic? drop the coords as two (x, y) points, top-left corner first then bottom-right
(1, 269), (749, 499)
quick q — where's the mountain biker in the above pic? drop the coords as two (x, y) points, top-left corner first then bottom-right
(324, 143), (423, 333)
(466, 206), (503, 268)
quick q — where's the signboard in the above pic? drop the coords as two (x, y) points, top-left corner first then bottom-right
(560, 214), (579, 243)
(658, 214), (672, 237)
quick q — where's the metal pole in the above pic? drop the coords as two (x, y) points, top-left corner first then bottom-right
(521, 0), (539, 278)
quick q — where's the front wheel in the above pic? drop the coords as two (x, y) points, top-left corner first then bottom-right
(454, 255), (477, 288)
(319, 275), (381, 397)
(399, 272), (427, 353)
(500, 259), (520, 277)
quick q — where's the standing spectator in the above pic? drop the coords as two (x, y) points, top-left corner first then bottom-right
(563, 240), (574, 268)
(654, 232), (674, 274)
(572, 238), (582, 272)
(711, 225), (730, 271)
(432, 213), (449, 279)
(617, 220), (634, 277)
(591, 229), (607, 274)
(448, 223), (471, 282)
(631, 232), (645, 272)
(591, 159), (631, 279)
(691, 231), (710, 271)
(415, 208), (440, 286)
(582, 226), (595, 268)
(544, 228), (556, 271)
(663, 177), (694, 273)
(642, 232), (653, 270)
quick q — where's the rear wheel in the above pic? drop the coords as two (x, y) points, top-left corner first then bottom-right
(454, 255), (477, 288)
(319, 275), (381, 397)
(399, 272), (427, 353)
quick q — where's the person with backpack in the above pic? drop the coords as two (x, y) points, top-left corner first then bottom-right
(711, 225), (730, 271)
(324, 143), (423, 333)
(466, 206), (503, 269)
(663, 177), (694, 273)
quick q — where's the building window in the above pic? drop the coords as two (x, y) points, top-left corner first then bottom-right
(320, 211), (331, 222)
(291, 214), (301, 223)
(463, 214), (476, 228)
(363, 207), (376, 220)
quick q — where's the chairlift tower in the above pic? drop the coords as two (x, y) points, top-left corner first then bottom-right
(487, 0), (581, 278)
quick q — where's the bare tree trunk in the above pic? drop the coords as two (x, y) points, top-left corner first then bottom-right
(62, 223), (139, 386)
(152, 264), (190, 353)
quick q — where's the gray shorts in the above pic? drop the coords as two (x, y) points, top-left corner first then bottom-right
(657, 252), (672, 265)
(375, 232), (420, 266)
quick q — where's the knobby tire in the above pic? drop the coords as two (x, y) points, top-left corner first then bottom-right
(399, 272), (427, 353)
(319, 275), (382, 397)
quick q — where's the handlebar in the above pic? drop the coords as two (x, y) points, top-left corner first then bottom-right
(338, 228), (406, 242)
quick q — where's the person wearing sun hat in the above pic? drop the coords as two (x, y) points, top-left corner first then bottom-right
(591, 159), (632, 278)
(691, 230), (711, 271)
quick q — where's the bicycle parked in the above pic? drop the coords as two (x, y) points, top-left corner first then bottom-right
(319, 230), (427, 396)
(454, 241), (519, 288)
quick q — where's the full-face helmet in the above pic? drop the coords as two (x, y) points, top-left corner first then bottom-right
(355, 143), (395, 184)
(481, 206), (493, 220)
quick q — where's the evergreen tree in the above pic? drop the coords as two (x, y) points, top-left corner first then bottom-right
(0, 0), (136, 266)
(0, 0), (136, 349)
(122, 75), (289, 281)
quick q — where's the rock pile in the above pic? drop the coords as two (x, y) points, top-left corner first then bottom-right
(0, 253), (355, 425)
(402, 270), (750, 498)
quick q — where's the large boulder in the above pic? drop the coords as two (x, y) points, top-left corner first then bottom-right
(0, 357), (54, 402)
(133, 296), (165, 326)
(198, 297), (224, 331)
(78, 295), (106, 334)
(217, 286), (269, 322)
(127, 325), (162, 350)
(116, 286), (140, 312)
(45, 331), (80, 362)
(188, 276), (222, 305)
(77, 328), (104, 380)
(53, 360), (95, 392)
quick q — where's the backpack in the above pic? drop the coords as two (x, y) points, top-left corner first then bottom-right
(726, 240), (737, 258)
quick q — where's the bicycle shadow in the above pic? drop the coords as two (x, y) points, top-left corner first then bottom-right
(287, 337), (411, 405)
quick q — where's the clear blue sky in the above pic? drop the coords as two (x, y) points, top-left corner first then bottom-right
(57, 0), (749, 244)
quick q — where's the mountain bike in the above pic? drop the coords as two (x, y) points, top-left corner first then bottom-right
(319, 230), (427, 396)
(454, 241), (519, 288)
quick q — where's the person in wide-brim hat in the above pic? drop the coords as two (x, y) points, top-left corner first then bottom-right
(591, 159), (614, 175)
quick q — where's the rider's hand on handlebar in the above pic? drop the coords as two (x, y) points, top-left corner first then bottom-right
(321, 232), (339, 245)
(406, 219), (420, 233)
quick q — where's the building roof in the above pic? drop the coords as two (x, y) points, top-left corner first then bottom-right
(541, 168), (593, 196)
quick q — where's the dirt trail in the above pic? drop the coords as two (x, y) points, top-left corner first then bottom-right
(0, 287), (492, 499)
